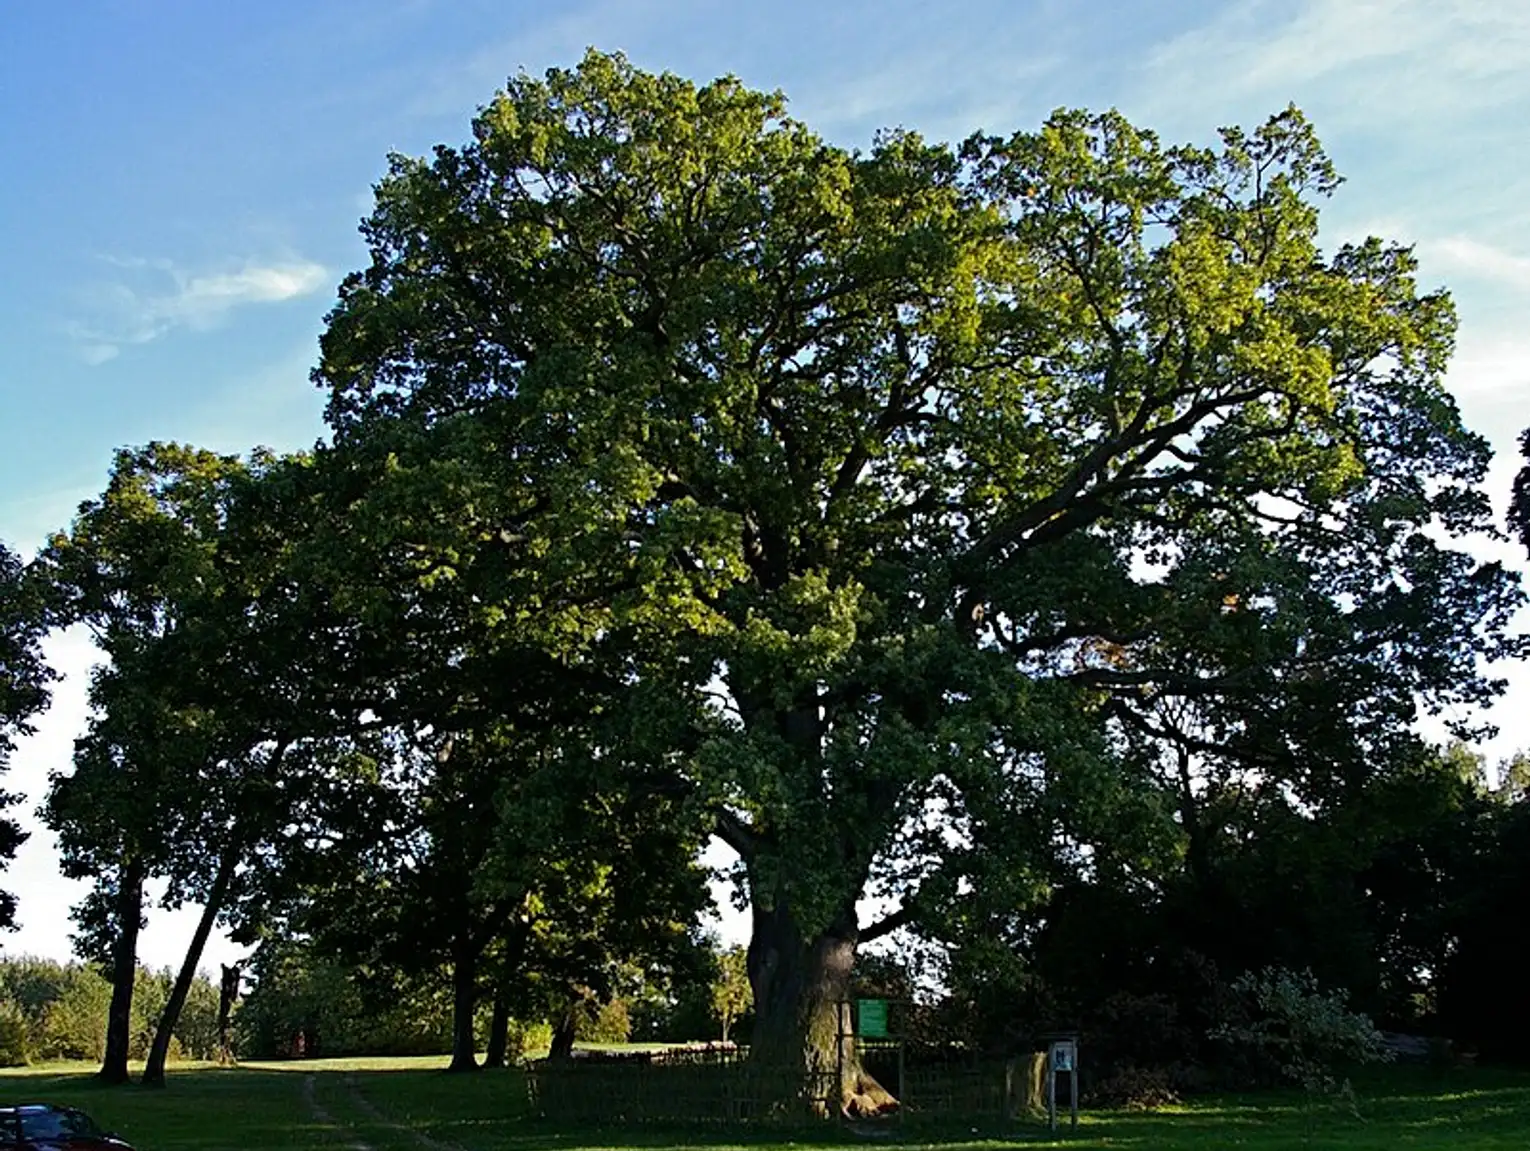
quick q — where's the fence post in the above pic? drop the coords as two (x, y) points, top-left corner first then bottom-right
(835, 999), (846, 1122)
(1047, 1054), (1057, 1132)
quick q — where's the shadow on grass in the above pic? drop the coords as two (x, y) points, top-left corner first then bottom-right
(8, 1062), (1530, 1151)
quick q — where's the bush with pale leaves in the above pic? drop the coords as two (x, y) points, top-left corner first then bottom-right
(1213, 967), (1392, 1092)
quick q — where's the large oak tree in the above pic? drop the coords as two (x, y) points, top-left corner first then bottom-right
(314, 52), (1520, 1111)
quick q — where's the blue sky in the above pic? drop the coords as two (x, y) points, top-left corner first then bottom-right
(3, 0), (1529, 970)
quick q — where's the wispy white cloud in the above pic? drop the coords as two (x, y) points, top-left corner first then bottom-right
(79, 343), (120, 366)
(1138, 0), (1530, 129)
(404, 0), (1064, 151)
(790, 44), (1061, 143)
(67, 256), (328, 365)
(404, 0), (665, 122)
(1425, 236), (1530, 294)
(1445, 331), (1530, 414)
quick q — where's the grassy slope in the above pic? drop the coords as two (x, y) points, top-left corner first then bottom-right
(2, 1059), (1529, 1150)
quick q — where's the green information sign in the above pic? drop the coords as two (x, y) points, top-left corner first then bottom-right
(857, 998), (888, 1038)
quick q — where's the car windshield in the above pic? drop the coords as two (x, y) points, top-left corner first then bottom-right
(19, 1109), (101, 1139)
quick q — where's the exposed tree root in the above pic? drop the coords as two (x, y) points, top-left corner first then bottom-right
(842, 1068), (900, 1119)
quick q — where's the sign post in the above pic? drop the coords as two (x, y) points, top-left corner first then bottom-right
(1047, 1038), (1078, 1132)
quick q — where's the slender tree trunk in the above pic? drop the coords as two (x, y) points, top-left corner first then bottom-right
(482, 917), (526, 1069)
(747, 897), (896, 1118)
(446, 926), (480, 1073)
(141, 844), (239, 1087)
(548, 1008), (577, 1061)
(98, 856), (145, 1085)
(483, 988), (511, 1069)
(217, 964), (241, 1065)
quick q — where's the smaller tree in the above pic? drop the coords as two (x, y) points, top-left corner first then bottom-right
(711, 945), (752, 1044)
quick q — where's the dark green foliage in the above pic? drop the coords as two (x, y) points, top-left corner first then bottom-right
(1509, 427), (1530, 556)
(1436, 794), (1530, 1060)
(0, 542), (53, 928)
(36, 443), (315, 1084)
(235, 939), (456, 1059)
(933, 738), (1523, 1083)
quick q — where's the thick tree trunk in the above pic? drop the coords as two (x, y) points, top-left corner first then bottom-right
(142, 845), (238, 1088)
(747, 898), (896, 1118)
(446, 927), (480, 1073)
(98, 856), (145, 1085)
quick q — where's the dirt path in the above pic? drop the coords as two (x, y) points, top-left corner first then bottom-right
(302, 1073), (375, 1151)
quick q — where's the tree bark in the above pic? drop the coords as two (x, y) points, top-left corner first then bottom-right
(747, 897), (896, 1118)
(98, 856), (145, 1085)
(548, 1007), (577, 1061)
(141, 844), (239, 1087)
(483, 989), (511, 1068)
(217, 964), (241, 1064)
(446, 926), (480, 1073)
(730, 691), (897, 1118)
(482, 920), (526, 1069)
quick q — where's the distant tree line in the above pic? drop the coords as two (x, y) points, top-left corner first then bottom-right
(0, 956), (221, 1067)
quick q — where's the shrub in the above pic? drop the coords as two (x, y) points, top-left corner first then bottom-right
(1213, 967), (1392, 1093)
(504, 1018), (553, 1061)
(1087, 1065), (1181, 1110)
(576, 997), (633, 1045)
(0, 1001), (30, 1067)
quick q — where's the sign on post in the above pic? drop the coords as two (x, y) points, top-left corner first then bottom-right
(1047, 1038), (1079, 1131)
(1050, 1039), (1075, 1072)
(857, 998), (889, 1038)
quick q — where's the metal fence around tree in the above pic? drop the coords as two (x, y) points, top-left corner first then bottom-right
(525, 1041), (1053, 1127)
(527, 1046), (838, 1124)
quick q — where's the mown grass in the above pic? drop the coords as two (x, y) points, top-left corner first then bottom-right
(3, 1058), (1529, 1150)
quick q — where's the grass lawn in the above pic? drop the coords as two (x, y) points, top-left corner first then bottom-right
(3, 1058), (1529, 1150)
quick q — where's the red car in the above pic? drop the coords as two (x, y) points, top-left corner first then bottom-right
(0, 1105), (134, 1150)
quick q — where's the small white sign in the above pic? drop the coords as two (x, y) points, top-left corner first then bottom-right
(1050, 1040), (1075, 1072)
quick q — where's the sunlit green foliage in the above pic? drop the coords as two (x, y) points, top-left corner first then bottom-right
(0, 956), (220, 1066)
(314, 51), (1520, 1083)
